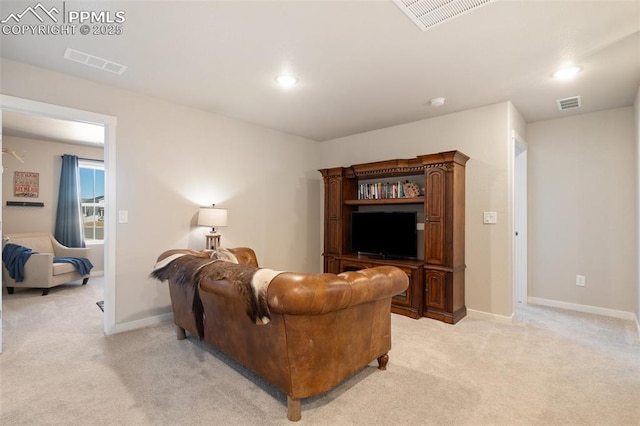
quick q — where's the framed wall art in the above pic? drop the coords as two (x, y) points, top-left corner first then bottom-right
(14, 171), (39, 198)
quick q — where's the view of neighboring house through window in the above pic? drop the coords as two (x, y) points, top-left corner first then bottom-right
(79, 160), (105, 241)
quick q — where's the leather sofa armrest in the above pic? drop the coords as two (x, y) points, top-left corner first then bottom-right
(338, 266), (409, 306)
(267, 266), (409, 315)
(228, 247), (258, 267)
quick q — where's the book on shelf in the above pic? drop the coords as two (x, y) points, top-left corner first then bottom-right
(358, 181), (414, 200)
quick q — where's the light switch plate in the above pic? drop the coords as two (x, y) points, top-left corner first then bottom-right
(483, 211), (497, 224)
(118, 210), (128, 224)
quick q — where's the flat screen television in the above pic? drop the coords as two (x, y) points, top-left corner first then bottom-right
(351, 211), (418, 260)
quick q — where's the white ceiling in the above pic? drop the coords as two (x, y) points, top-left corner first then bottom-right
(2, 110), (105, 145)
(1, 0), (639, 142)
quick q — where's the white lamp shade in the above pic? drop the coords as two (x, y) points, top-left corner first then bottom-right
(197, 207), (227, 228)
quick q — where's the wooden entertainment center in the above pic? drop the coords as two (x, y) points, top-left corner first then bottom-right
(319, 151), (468, 324)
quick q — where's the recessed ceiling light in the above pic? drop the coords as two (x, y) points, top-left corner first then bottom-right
(275, 75), (298, 89)
(552, 66), (582, 80)
(430, 97), (445, 107)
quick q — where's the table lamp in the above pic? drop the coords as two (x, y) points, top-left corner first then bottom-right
(197, 205), (227, 249)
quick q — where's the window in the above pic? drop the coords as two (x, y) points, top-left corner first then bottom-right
(79, 161), (105, 241)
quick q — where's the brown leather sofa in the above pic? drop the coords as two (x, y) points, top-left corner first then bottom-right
(154, 247), (408, 421)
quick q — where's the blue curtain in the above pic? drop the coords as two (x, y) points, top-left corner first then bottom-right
(55, 155), (86, 248)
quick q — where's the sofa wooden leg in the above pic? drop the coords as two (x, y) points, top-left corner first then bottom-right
(82, 278), (89, 285)
(7, 287), (14, 294)
(287, 396), (301, 422)
(42, 289), (50, 296)
(176, 326), (186, 340)
(377, 353), (389, 370)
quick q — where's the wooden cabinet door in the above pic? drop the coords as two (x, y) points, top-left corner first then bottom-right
(425, 270), (446, 310)
(328, 178), (342, 219)
(327, 220), (341, 254)
(391, 266), (415, 307)
(425, 168), (445, 265)
(326, 177), (343, 254)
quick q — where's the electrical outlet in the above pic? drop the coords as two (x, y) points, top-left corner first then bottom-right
(576, 275), (585, 287)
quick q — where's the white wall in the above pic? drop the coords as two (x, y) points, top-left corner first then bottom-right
(2, 135), (103, 234)
(1, 59), (321, 325)
(319, 102), (518, 318)
(2, 135), (105, 272)
(527, 107), (636, 312)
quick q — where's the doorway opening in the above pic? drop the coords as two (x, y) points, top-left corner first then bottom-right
(0, 95), (117, 353)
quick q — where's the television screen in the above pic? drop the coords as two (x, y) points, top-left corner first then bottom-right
(351, 211), (417, 259)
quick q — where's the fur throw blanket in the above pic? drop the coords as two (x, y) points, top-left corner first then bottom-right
(150, 249), (282, 338)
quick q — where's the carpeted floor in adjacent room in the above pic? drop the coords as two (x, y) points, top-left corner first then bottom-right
(1, 278), (639, 425)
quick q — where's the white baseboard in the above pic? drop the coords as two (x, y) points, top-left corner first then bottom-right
(90, 271), (104, 277)
(527, 297), (636, 321)
(110, 312), (173, 334)
(528, 297), (640, 339)
(466, 309), (514, 324)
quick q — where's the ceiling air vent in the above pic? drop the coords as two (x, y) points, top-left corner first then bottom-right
(556, 96), (582, 111)
(392, 0), (493, 31)
(64, 48), (127, 75)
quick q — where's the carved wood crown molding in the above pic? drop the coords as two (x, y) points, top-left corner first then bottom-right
(427, 162), (454, 171)
(322, 172), (344, 180)
(350, 165), (425, 177)
(319, 169), (345, 179)
(320, 151), (467, 179)
(349, 162), (455, 177)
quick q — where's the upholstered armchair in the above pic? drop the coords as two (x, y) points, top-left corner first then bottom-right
(2, 232), (92, 296)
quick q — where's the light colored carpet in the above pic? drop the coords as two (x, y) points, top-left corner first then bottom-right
(1, 279), (639, 425)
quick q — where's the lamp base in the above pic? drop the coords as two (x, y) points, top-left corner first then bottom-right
(205, 233), (221, 250)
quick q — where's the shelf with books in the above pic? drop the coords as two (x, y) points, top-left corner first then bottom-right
(357, 178), (422, 201)
(344, 197), (424, 206)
